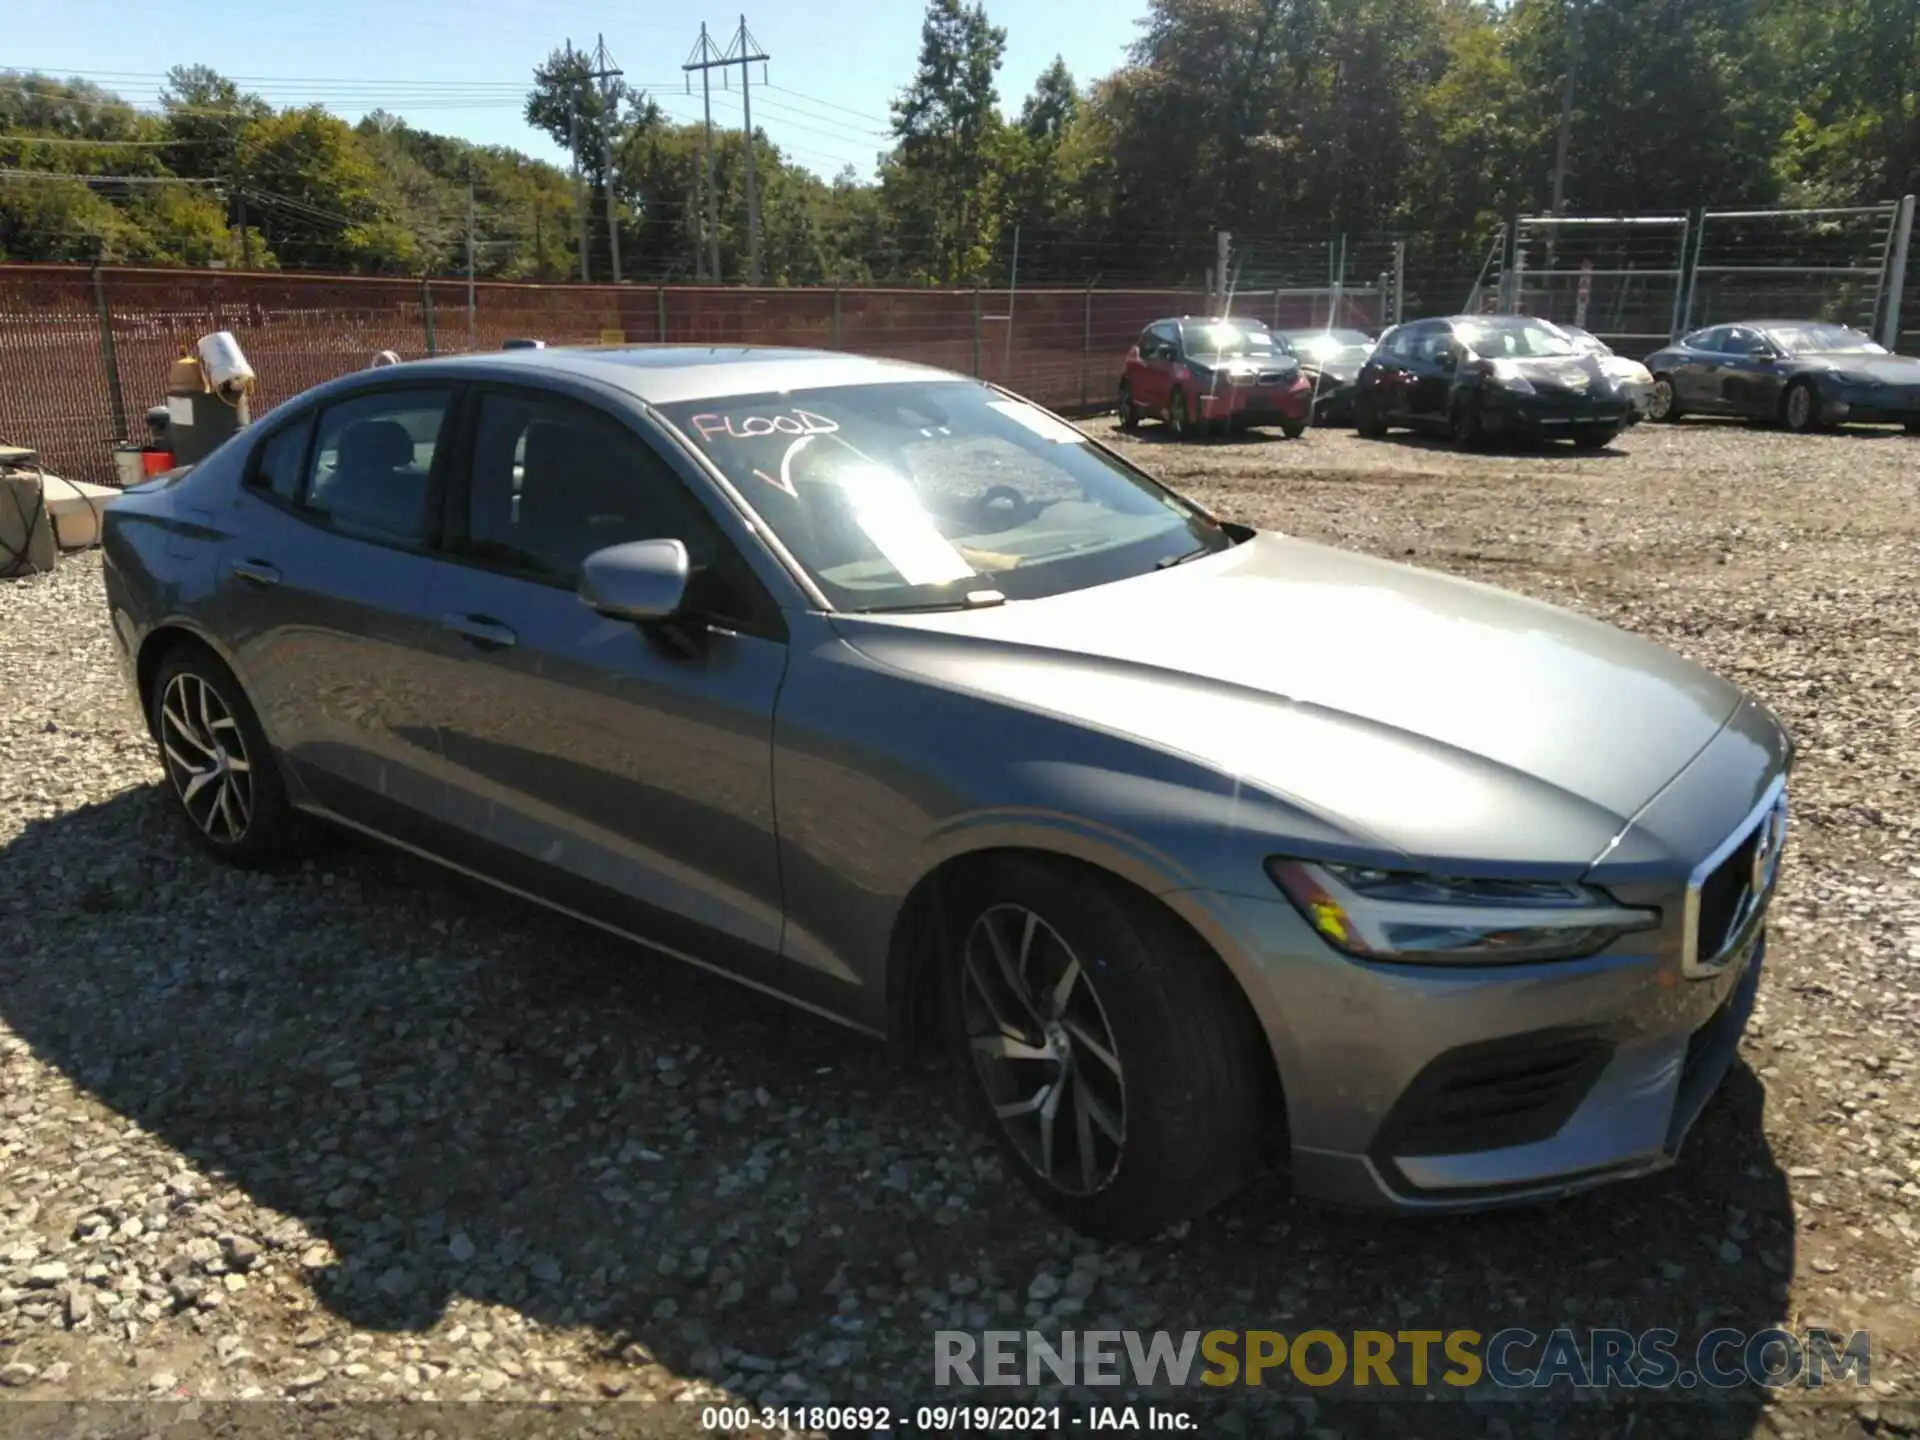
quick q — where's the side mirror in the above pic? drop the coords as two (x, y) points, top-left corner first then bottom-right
(1750, 344), (1776, 361)
(579, 538), (690, 624)
(1436, 348), (1459, 372)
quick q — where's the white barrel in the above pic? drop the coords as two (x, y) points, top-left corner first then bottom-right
(196, 331), (255, 394)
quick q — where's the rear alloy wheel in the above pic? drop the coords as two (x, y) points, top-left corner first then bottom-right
(151, 649), (297, 865)
(1168, 388), (1193, 440)
(1648, 376), (1681, 422)
(944, 854), (1272, 1239)
(1117, 381), (1141, 432)
(1782, 379), (1823, 433)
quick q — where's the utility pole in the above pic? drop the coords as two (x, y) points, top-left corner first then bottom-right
(567, 92), (588, 281)
(684, 17), (770, 285)
(465, 158), (477, 351)
(589, 34), (625, 283)
(683, 23), (726, 282)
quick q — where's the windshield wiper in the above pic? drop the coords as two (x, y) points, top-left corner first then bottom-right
(1156, 544), (1220, 569)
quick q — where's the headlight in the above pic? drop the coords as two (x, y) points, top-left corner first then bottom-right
(1266, 858), (1659, 965)
(1486, 360), (1535, 394)
(1612, 362), (1653, 386)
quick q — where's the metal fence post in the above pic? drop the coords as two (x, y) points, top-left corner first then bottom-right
(1878, 194), (1915, 351)
(1392, 240), (1406, 325)
(971, 288), (982, 377)
(421, 279), (437, 356)
(832, 285), (843, 349)
(1079, 283), (1093, 410)
(656, 285), (668, 343)
(1667, 214), (1691, 343)
(1679, 206), (1706, 334)
(90, 264), (129, 443)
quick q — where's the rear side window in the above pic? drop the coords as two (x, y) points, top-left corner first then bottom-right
(304, 388), (452, 547)
(249, 415), (311, 503)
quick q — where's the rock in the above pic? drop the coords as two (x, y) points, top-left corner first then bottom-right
(26, 1261), (69, 1287)
(1028, 1271), (1062, 1301)
(0, 1363), (38, 1388)
(447, 1232), (477, 1264)
(1717, 1240), (1743, 1264)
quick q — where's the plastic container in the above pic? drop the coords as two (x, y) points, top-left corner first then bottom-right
(141, 449), (175, 476)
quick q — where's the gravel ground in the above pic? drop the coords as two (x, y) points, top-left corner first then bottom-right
(2, 417), (1918, 1438)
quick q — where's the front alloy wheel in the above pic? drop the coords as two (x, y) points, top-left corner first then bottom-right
(1783, 381), (1821, 433)
(961, 904), (1125, 1196)
(943, 855), (1272, 1239)
(1649, 377), (1679, 422)
(159, 671), (255, 845)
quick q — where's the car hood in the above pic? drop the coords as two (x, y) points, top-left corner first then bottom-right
(1483, 353), (1615, 390)
(830, 533), (1744, 868)
(1795, 353), (1920, 383)
(1190, 355), (1299, 380)
(1305, 358), (1363, 384)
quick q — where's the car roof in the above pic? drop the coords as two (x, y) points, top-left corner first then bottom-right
(1153, 316), (1269, 328)
(338, 344), (963, 406)
(1710, 319), (1859, 333)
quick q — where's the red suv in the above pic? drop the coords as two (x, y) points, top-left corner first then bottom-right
(1119, 316), (1312, 439)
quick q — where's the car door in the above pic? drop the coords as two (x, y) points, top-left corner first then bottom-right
(1673, 328), (1729, 411)
(421, 382), (792, 976)
(1123, 326), (1158, 408)
(1717, 326), (1783, 416)
(1406, 325), (1460, 427)
(1136, 323), (1179, 412)
(1365, 323), (1424, 421)
(208, 383), (468, 842)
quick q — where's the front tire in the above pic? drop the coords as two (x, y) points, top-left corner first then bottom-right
(943, 854), (1272, 1240)
(1354, 393), (1388, 438)
(1280, 418), (1307, 440)
(1450, 395), (1485, 449)
(1782, 379), (1824, 433)
(150, 647), (297, 866)
(1168, 388), (1193, 440)
(1117, 382), (1141, 432)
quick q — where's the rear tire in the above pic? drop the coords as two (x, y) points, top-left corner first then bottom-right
(150, 647), (299, 867)
(1571, 426), (1618, 450)
(1782, 379), (1823, 433)
(1905, 419), (1920, 435)
(943, 854), (1273, 1240)
(1281, 418), (1307, 440)
(1117, 382), (1141, 432)
(1648, 376), (1682, 422)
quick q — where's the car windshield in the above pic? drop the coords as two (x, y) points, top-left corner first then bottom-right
(1453, 317), (1582, 359)
(657, 381), (1231, 613)
(1180, 322), (1282, 359)
(1280, 330), (1374, 363)
(1558, 326), (1613, 356)
(1765, 323), (1886, 355)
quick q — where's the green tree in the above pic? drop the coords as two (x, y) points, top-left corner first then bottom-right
(883, 0), (1010, 282)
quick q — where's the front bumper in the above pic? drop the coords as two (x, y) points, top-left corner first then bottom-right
(1480, 390), (1632, 436)
(1825, 384), (1920, 425)
(1173, 710), (1788, 1213)
(1199, 383), (1313, 427)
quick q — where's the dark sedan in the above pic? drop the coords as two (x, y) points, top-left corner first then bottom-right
(1354, 314), (1635, 448)
(1642, 320), (1920, 433)
(1277, 327), (1375, 425)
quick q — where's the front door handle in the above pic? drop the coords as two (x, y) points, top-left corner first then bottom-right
(229, 558), (281, 586)
(441, 613), (518, 650)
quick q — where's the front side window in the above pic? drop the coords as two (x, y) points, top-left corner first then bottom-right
(304, 388), (451, 546)
(658, 381), (1230, 613)
(463, 391), (721, 582)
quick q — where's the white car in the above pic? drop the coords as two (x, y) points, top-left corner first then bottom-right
(1558, 324), (1656, 421)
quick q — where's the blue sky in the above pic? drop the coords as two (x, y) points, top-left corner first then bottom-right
(8, 0), (1149, 181)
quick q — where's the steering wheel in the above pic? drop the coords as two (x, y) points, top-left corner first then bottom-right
(974, 484), (1037, 527)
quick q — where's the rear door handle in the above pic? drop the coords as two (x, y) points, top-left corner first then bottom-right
(229, 558), (281, 586)
(441, 613), (518, 650)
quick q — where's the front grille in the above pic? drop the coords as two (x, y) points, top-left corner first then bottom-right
(1258, 370), (1287, 385)
(1372, 1028), (1613, 1159)
(1696, 827), (1761, 960)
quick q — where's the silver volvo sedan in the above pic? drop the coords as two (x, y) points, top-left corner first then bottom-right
(102, 345), (1792, 1239)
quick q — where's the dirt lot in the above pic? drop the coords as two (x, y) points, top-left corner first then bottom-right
(2, 417), (1918, 1439)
